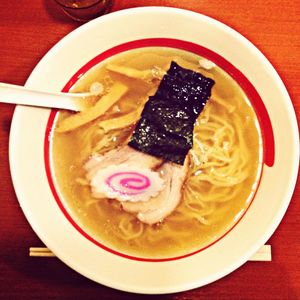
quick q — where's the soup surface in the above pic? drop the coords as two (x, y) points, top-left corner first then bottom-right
(51, 47), (262, 258)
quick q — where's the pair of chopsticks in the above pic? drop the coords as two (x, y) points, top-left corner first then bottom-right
(29, 244), (272, 261)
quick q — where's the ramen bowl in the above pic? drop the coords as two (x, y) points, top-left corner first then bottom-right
(9, 7), (299, 294)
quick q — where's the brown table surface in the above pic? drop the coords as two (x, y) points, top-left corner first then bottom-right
(0, 0), (299, 299)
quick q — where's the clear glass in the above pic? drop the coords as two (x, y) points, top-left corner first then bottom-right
(54, 0), (114, 22)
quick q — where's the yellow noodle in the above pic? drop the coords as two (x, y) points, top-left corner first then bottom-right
(118, 216), (144, 240)
(75, 177), (89, 186)
(210, 93), (235, 113)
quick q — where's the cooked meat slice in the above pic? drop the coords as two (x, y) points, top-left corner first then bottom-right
(122, 157), (189, 224)
(84, 145), (163, 179)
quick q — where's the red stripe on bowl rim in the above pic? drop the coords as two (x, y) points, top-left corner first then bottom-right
(44, 38), (274, 262)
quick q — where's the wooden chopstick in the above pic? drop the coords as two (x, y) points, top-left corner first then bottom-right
(29, 247), (56, 257)
(29, 245), (272, 261)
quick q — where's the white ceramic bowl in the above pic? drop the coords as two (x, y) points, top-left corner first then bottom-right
(9, 7), (299, 294)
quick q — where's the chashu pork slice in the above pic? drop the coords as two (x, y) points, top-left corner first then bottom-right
(85, 145), (163, 179)
(122, 157), (189, 225)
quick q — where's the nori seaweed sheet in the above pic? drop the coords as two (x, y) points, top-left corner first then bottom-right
(128, 61), (215, 165)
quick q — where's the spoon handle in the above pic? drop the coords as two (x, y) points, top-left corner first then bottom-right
(0, 82), (92, 111)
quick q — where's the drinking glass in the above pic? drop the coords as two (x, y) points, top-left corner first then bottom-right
(54, 0), (114, 22)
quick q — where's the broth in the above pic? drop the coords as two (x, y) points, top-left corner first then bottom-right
(51, 48), (262, 258)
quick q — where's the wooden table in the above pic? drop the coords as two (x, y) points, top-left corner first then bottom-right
(0, 1), (299, 298)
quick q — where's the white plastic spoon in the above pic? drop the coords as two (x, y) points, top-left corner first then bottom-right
(0, 82), (99, 111)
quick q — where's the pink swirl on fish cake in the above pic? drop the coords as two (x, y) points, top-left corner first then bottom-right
(106, 172), (151, 196)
